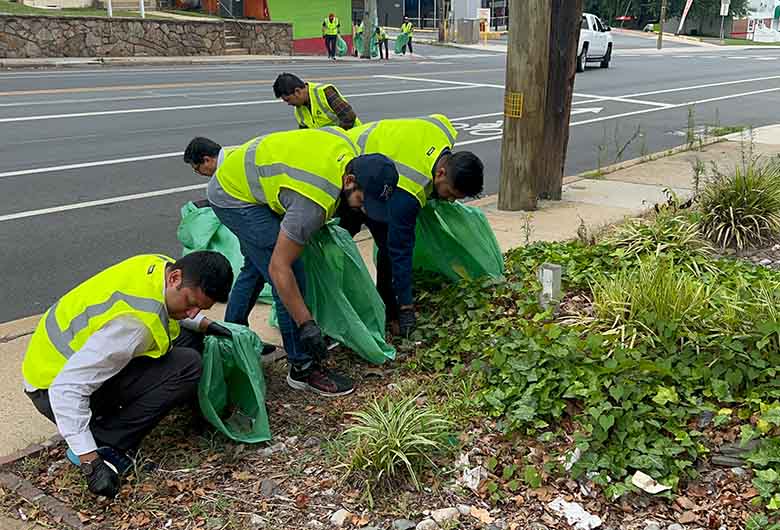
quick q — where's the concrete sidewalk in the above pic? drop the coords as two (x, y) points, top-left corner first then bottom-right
(2, 130), (780, 462)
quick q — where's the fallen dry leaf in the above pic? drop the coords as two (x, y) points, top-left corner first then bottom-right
(675, 496), (697, 511)
(294, 493), (310, 509)
(470, 507), (494, 525)
(679, 511), (698, 524)
(742, 488), (759, 499)
(352, 514), (371, 527)
(231, 471), (254, 481)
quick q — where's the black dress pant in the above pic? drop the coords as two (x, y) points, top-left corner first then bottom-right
(324, 35), (337, 58)
(337, 204), (400, 322)
(27, 329), (204, 453)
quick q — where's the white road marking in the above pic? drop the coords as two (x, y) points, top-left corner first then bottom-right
(755, 57), (777, 61)
(622, 74), (780, 98)
(451, 112), (503, 121)
(374, 74), (503, 88)
(570, 107), (604, 115)
(727, 56), (750, 59)
(0, 184), (207, 222)
(0, 152), (182, 179)
(572, 93), (673, 108)
(0, 84), (482, 123)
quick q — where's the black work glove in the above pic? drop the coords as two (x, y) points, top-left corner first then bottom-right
(82, 458), (120, 498)
(205, 321), (232, 338)
(399, 307), (416, 338)
(299, 320), (328, 362)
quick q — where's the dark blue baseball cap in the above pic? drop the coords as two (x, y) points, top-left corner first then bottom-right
(350, 153), (398, 223)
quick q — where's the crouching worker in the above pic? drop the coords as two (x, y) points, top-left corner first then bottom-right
(22, 251), (234, 498)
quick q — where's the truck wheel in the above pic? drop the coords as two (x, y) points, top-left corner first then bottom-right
(576, 43), (588, 73)
(600, 44), (612, 68)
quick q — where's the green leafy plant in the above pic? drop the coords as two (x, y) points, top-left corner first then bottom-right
(698, 158), (780, 250)
(337, 394), (452, 506)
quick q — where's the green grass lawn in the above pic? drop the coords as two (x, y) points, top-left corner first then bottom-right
(723, 37), (780, 45)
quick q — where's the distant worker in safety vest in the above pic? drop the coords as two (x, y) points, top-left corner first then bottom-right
(376, 26), (389, 60)
(354, 19), (364, 57)
(22, 251), (233, 498)
(400, 16), (414, 54)
(322, 12), (340, 60)
(342, 115), (483, 337)
(183, 131), (398, 397)
(273, 72), (361, 131)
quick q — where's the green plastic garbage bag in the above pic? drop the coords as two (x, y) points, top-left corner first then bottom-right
(199, 322), (271, 443)
(369, 35), (379, 58)
(336, 35), (348, 57)
(413, 200), (504, 281)
(301, 223), (395, 364)
(394, 32), (409, 54)
(177, 202), (272, 304)
(354, 33), (363, 55)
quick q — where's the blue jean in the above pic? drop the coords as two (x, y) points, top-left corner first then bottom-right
(211, 204), (309, 366)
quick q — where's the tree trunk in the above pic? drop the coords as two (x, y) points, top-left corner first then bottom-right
(498, 0), (552, 211)
(537, 0), (584, 200)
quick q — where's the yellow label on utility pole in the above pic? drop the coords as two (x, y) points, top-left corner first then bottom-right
(504, 91), (524, 118)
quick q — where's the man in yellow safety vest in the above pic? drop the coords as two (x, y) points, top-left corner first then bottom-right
(22, 251), (233, 498)
(340, 114), (484, 337)
(273, 72), (361, 130)
(400, 16), (414, 54)
(183, 129), (399, 397)
(322, 12), (340, 59)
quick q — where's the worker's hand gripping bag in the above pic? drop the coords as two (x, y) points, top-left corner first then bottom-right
(336, 35), (348, 56)
(178, 201), (273, 304)
(199, 322), (272, 443)
(394, 31), (409, 54)
(301, 222), (396, 365)
(413, 200), (504, 281)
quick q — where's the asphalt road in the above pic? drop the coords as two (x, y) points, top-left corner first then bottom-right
(2, 38), (780, 321)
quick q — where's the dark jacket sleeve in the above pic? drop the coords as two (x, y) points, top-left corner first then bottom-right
(387, 190), (421, 307)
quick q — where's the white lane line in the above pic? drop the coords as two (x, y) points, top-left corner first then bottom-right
(622, 74), (780, 98)
(374, 74), (503, 88)
(0, 84), (481, 124)
(0, 184), (207, 223)
(572, 93), (673, 108)
(450, 112), (503, 121)
(755, 57), (777, 61)
(727, 56), (750, 59)
(0, 152), (182, 179)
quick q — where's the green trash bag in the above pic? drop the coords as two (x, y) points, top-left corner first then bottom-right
(178, 202), (272, 304)
(199, 322), (271, 443)
(394, 31), (409, 54)
(305, 223), (395, 364)
(354, 33), (363, 55)
(336, 35), (348, 57)
(413, 200), (505, 281)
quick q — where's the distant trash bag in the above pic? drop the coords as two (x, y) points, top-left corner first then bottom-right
(369, 35), (379, 58)
(413, 200), (505, 281)
(354, 33), (363, 54)
(336, 35), (348, 56)
(199, 322), (271, 443)
(394, 31), (409, 54)
(178, 201), (272, 304)
(303, 222), (396, 364)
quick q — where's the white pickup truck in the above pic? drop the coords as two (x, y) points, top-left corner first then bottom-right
(577, 13), (614, 72)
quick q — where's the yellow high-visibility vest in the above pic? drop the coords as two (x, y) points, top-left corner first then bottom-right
(294, 82), (361, 130)
(324, 16), (340, 35)
(23, 254), (181, 390)
(401, 22), (413, 34)
(348, 114), (457, 207)
(214, 128), (358, 219)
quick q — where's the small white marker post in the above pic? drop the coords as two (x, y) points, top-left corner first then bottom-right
(139, 0), (145, 18)
(537, 263), (562, 312)
(107, 0), (112, 17)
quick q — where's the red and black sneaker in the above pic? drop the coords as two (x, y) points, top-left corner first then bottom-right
(287, 363), (354, 397)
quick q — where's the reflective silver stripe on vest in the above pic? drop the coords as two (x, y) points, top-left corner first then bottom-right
(45, 293), (169, 359)
(313, 86), (341, 125)
(395, 160), (432, 192)
(321, 126), (359, 156)
(354, 122), (378, 154)
(257, 163), (341, 200)
(420, 116), (456, 145)
(244, 136), (267, 204)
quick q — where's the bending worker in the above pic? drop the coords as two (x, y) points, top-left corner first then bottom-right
(340, 114), (484, 337)
(376, 26), (389, 60)
(183, 129), (398, 397)
(400, 16), (414, 55)
(22, 251), (234, 498)
(273, 72), (361, 131)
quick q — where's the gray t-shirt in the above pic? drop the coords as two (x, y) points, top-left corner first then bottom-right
(207, 176), (325, 246)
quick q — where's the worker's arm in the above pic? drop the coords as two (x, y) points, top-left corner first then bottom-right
(386, 189), (422, 308)
(323, 86), (358, 130)
(47, 317), (152, 462)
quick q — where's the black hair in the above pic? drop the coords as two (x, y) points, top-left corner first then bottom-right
(446, 151), (485, 197)
(169, 251), (233, 304)
(183, 137), (221, 166)
(273, 73), (306, 98)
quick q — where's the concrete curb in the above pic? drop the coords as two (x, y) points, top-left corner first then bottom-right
(0, 435), (63, 468)
(0, 54), (359, 69)
(0, 472), (85, 530)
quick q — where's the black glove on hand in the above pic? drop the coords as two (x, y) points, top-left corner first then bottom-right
(205, 321), (232, 338)
(83, 458), (120, 498)
(399, 308), (416, 338)
(299, 320), (328, 362)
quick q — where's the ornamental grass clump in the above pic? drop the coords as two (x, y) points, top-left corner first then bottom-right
(698, 158), (780, 250)
(338, 394), (452, 505)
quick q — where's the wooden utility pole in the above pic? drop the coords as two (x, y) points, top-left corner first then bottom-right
(657, 0), (667, 49)
(498, 0), (552, 211)
(363, 0), (378, 58)
(538, 0), (584, 200)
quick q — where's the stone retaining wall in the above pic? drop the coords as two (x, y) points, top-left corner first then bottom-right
(0, 14), (292, 58)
